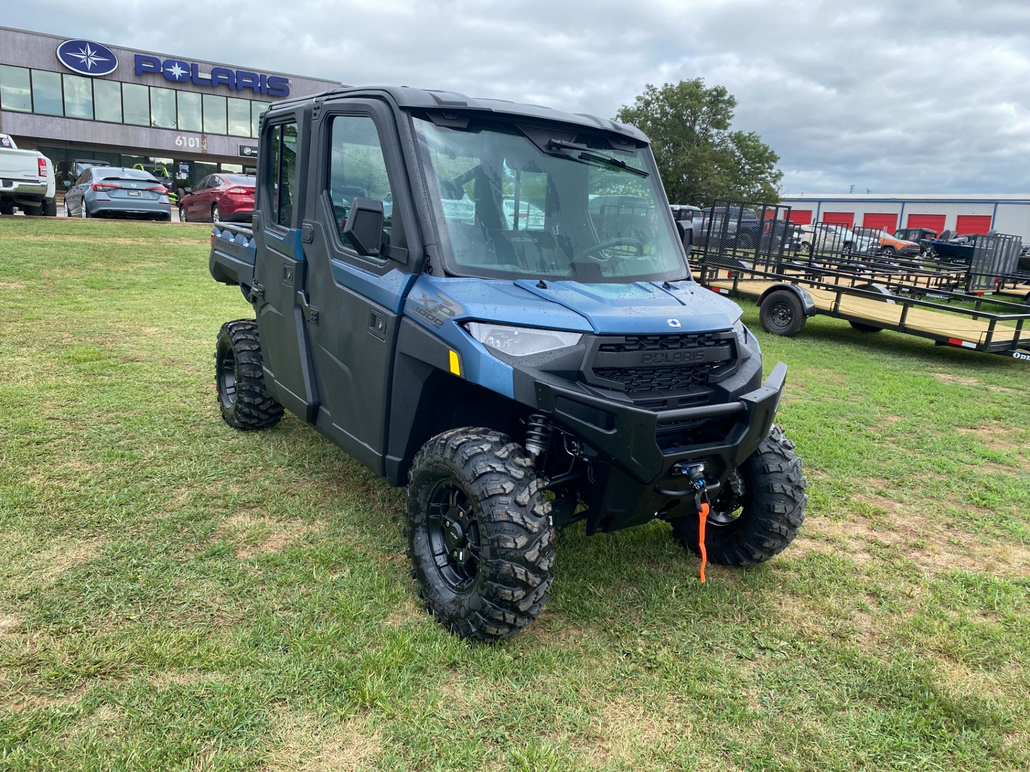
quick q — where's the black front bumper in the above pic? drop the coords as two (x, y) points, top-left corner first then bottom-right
(531, 362), (787, 532)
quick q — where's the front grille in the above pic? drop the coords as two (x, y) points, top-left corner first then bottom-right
(593, 364), (712, 393)
(597, 332), (723, 353)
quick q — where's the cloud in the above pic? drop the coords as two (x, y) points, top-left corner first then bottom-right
(5, 0), (1029, 194)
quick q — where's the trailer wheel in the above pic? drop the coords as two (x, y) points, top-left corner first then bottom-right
(215, 319), (284, 430)
(760, 290), (807, 337)
(673, 424), (807, 566)
(406, 429), (555, 642)
(849, 321), (883, 333)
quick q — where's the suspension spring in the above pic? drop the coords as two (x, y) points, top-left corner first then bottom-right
(524, 413), (554, 466)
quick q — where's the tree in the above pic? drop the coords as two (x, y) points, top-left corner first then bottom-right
(615, 80), (782, 206)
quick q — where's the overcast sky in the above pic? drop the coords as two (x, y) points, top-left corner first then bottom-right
(7, 0), (1030, 194)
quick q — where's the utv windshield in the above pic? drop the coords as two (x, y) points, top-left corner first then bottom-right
(412, 116), (688, 283)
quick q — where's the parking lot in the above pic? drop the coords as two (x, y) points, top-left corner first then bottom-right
(2, 218), (1028, 770)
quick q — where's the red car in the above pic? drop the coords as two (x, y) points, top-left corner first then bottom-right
(178, 173), (255, 223)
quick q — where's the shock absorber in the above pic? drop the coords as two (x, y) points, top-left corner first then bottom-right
(524, 413), (554, 467)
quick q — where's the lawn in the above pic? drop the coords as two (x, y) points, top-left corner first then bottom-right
(1, 218), (1028, 771)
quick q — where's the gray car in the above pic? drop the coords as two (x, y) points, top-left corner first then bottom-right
(64, 166), (171, 221)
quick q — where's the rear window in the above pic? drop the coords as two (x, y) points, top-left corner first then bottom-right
(225, 175), (255, 186)
(98, 168), (158, 182)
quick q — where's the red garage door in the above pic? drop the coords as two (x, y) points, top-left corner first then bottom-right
(907, 214), (946, 233)
(955, 215), (992, 235)
(863, 213), (898, 232)
(822, 212), (854, 228)
(789, 209), (813, 225)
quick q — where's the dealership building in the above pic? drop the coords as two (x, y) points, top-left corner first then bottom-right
(0, 26), (339, 195)
(781, 193), (1030, 243)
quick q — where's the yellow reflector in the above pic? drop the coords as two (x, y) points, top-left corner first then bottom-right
(448, 350), (461, 376)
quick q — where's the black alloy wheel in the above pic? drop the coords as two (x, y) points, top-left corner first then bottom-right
(426, 481), (483, 592)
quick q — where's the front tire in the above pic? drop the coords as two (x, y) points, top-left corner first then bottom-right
(406, 429), (556, 641)
(673, 425), (807, 565)
(179, 205), (188, 222)
(881, 245), (896, 257)
(215, 320), (284, 430)
(212, 204), (221, 223)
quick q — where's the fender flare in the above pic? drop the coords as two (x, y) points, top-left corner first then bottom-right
(757, 283), (817, 317)
(855, 282), (896, 304)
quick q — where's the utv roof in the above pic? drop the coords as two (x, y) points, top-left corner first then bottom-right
(271, 86), (648, 143)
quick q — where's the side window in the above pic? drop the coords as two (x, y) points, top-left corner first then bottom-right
(265, 122), (297, 227)
(327, 115), (393, 242)
(75, 171), (90, 186)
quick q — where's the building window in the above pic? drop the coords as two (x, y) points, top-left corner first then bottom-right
(31, 70), (63, 116)
(0, 65), (32, 112)
(150, 87), (177, 129)
(93, 79), (122, 123)
(251, 101), (266, 139)
(203, 94), (227, 134)
(123, 83), (149, 126)
(228, 98), (251, 137)
(177, 91), (202, 133)
(62, 74), (94, 120)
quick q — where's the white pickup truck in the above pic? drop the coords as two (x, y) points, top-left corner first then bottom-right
(0, 133), (56, 216)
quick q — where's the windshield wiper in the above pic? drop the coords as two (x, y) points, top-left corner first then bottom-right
(543, 138), (648, 177)
(577, 150), (648, 177)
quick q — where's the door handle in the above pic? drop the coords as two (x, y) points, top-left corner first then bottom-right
(297, 290), (319, 326)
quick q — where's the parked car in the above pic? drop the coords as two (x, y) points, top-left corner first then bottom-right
(893, 227), (938, 252)
(798, 223), (877, 256)
(64, 166), (171, 220)
(853, 227), (920, 257)
(178, 174), (255, 223)
(55, 158), (112, 190)
(0, 133), (56, 216)
(670, 204), (701, 252)
(697, 205), (762, 248)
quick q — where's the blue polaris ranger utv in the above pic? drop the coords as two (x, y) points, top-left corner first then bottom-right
(208, 86), (807, 641)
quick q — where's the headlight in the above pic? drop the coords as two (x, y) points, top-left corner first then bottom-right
(732, 319), (754, 360)
(465, 322), (582, 357)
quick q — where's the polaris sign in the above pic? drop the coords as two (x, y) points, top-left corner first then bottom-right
(134, 55), (291, 97)
(56, 39), (119, 77)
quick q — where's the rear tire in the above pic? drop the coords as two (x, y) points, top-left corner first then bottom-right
(760, 289), (807, 337)
(673, 425), (807, 565)
(43, 199), (57, 217)
(406, 429), (556, 641)
(215, 320), (283, 430)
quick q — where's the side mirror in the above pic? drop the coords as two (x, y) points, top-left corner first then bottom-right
(62, 180), (71, 188)
(184, 188), (192, 195)
(342, 197), (384, 256)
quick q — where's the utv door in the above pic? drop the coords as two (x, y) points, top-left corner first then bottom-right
(299, 100), (418, 474)
(252, 117), (317, 421)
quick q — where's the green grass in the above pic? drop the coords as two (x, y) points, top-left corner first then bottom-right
(1, 218), (1029, 771)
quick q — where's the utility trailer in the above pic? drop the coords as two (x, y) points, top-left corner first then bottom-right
(693, 200), (1030, 362)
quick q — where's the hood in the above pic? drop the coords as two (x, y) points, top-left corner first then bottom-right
(407, 276), (742, 336)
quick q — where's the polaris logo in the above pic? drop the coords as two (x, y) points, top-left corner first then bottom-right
(1014, 351), (1030, 361)
(134, 55), (291, 97)
(56, 39), (118, 77)
(641, 350), (706, 365)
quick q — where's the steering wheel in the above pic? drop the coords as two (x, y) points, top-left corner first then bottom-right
(571, 237), (645, 263)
